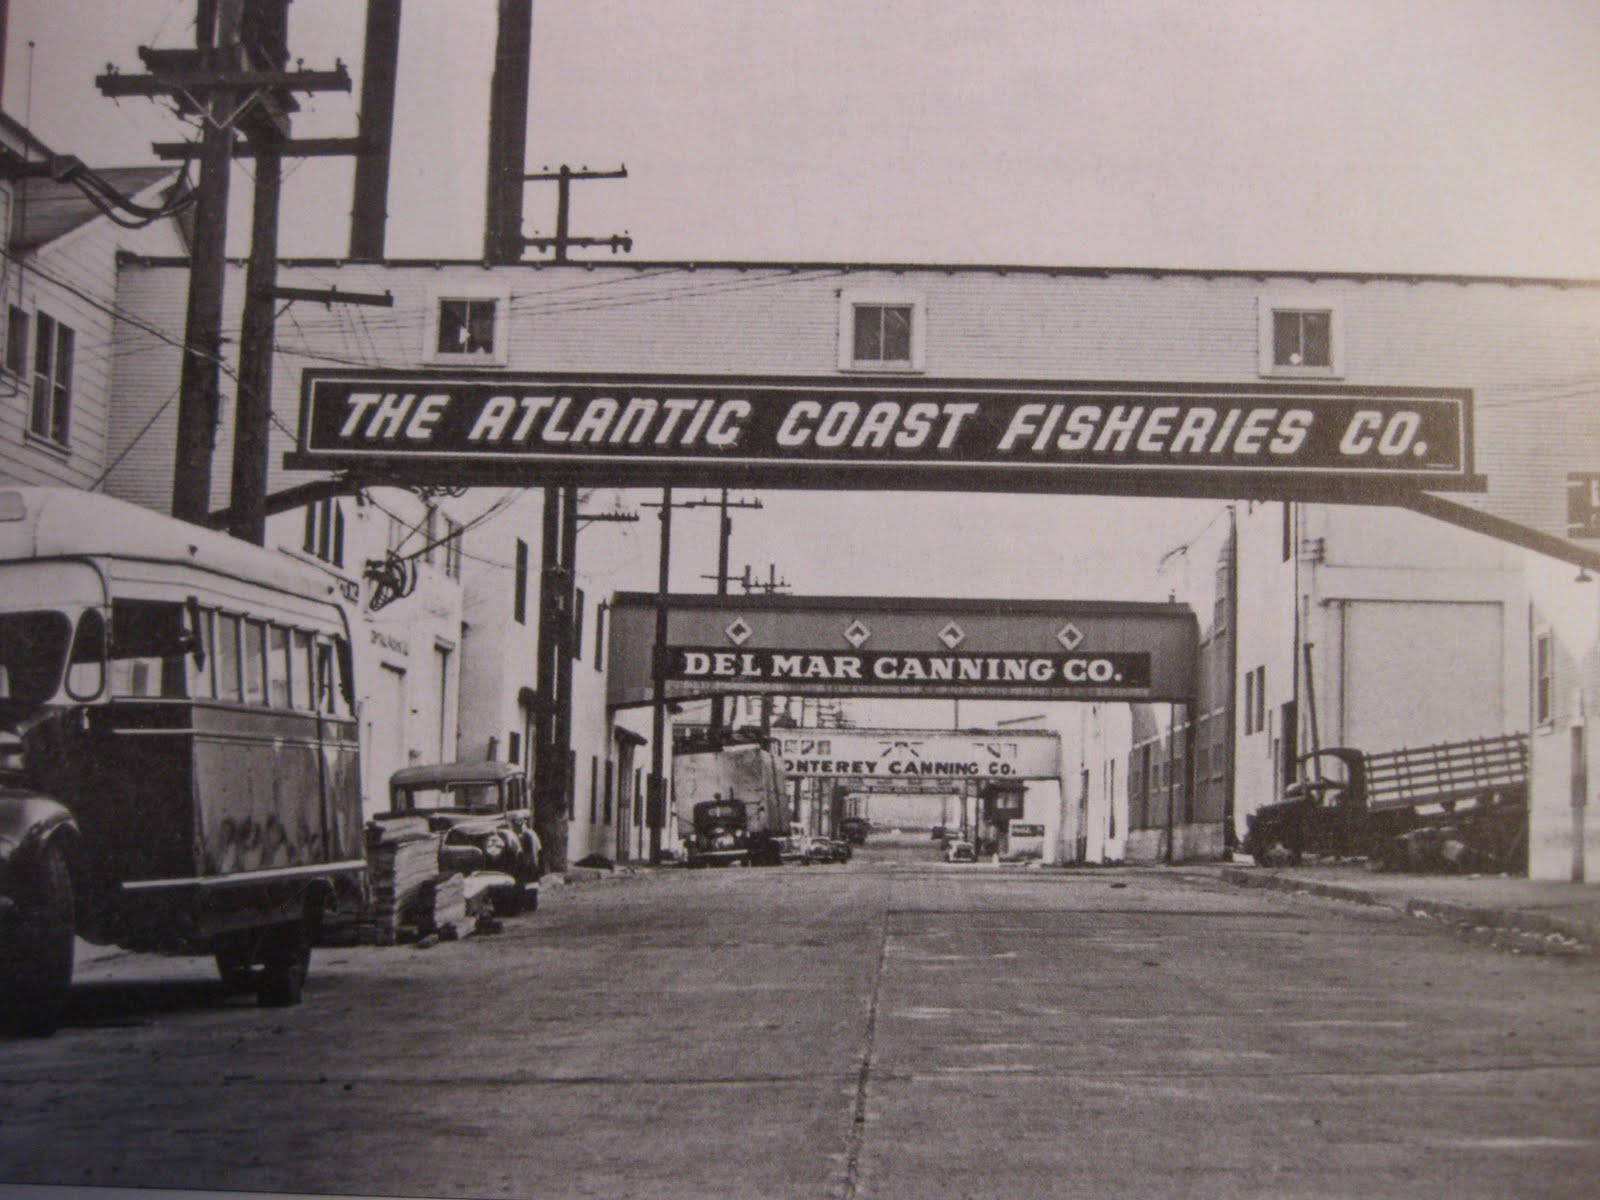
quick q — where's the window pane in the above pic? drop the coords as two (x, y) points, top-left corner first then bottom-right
(1301, 311), (1331, 366)
(881, 306), (912, 360)
(267, 625), (291, 708)
(187, 609), (215, 700)
(215, 615), (242, 701)
(853, 305), (882, 360)
(52, 326), (73, 441)
(6, 306), (27, 374)
(467, 300), (496, 353)
(292, 630), (314, 709)
(242, 620), (267, 705)
(437, 299), (468, 353)
(315, 642), (336, 713)
(1272, 311), (1299, 365)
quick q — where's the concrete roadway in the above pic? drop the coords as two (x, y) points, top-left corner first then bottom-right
(2, 840), (1598, 1200)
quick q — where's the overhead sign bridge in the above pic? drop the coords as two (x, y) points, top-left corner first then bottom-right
(606, 593), (1199, 708)
(288, 370), (1478, 500)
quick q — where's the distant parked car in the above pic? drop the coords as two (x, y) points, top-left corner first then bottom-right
(808, 837), (852, 864)
(944, 839), (977, 864)
(382, 762), (541, 915)
(778, 832), (814, 864)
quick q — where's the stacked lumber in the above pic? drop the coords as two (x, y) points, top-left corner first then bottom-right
(361, 826), (442, 945)
(432, 871), (467, 939)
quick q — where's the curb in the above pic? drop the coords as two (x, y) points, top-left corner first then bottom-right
(1214, 867), (1598, 956)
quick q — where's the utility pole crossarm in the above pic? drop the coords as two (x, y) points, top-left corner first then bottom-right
(523, 164), (631, 263)
(264, 285), (394, 308)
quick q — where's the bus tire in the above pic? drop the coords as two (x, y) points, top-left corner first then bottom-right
(212, 930), (256, 994)
(255, 919), (310, 1008)
(0, 841), (75, 1037)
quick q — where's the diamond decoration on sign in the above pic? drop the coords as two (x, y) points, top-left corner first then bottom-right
(843, 620), (871, 648)
(1056, 622), (1084, 651)
(725, 617), (752, 645)
(938, 621), (966, 649)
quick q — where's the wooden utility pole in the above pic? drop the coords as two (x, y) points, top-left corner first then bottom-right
(172, 0), (238, 527)
(684, 489), (763, 729)
(349, 0), (402, 261)
(483, 0), (532, 263)
(98, 0), (353, 530)
(649, 488), (673, 864)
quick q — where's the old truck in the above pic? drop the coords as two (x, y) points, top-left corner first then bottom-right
(674, 731), (790, 867)
(1242, 733), (1529, 874)
(0, 488), (366, 1035)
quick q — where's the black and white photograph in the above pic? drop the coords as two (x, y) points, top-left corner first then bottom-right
(0, 2), (1598, 1198)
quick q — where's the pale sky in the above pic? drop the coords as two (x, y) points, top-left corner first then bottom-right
(4, 1), (1595, 697)
(7, 0), (1600, 275)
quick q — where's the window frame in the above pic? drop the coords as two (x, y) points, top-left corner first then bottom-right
(837, 289), (926, 373)
(28, 311), (74, 445)
(426, 286), (509, 366)
(1257, 293), (1343, 378)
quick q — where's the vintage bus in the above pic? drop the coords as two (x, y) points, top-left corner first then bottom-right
(0, 487), (364, 1034)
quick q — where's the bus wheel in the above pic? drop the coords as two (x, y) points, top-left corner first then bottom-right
(0, 842), (75, 1037)
(256, 920), (310, 1008)
(212, 930), (256, 994)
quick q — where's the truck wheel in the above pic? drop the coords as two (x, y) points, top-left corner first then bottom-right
(255, 920), (310, 1008)
(212, 930), (256, 993)
(0, 842), (75, 1037)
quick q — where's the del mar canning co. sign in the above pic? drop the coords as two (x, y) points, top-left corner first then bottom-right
(289, 371), (1476, 493)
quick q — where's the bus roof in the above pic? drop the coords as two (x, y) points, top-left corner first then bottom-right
(0, 487), (345, 606)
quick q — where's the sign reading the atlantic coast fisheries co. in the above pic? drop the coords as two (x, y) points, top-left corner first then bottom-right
(290, 371), (1476, 493)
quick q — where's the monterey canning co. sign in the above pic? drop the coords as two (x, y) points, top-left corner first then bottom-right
(289, 371), (1476, 494)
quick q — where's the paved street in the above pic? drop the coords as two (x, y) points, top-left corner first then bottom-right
(2, 842), (1598, 1200)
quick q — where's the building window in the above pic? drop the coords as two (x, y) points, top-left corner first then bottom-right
(514, 538), (529, 624)
(603, 759), (614, 824)
(6, 306), (27, 375)
(594, 601), (607, 670)
(1244, 665), (1267, 735)
(838, 290), (925, 372)
(1258, 295), (1341, 377)
(572, 588), (585, 659)
(428, 290), (507, 364)
(508, 731), (521, 766)
(589, 755), (599, 823)
(29, 312), (73, 444)
(442, 515), (463, 579)
(303, 499), (345, 567)
(1535, 630), (1553, 726)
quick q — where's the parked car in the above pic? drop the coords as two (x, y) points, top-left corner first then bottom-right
(777, 832), (815, 864)
(944, 839), (977, 863)
(812, 837), (853, 864)
(381, 762), (541, 915)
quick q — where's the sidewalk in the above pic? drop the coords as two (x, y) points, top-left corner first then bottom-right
(1176, 861), (1600, 955)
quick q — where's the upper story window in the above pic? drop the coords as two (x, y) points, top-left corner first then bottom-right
(838, 289), (925, 372)
(428, 289), (508, 364)
(1259, 294), (1341, 377)
(303, 498), (345, 568)
(442, 514), (463, 580)
(6, 306), (27, 375)
(1534, 628), (1554, 726)
(29, 311), (74, 445)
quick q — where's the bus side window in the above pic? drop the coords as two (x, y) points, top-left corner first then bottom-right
(242, 619), (267, 705)
(215, 614), (243, 702)
(291, 629), (314, 709)
(266, 624), (291, 708)
(187, 607), (215, 699)
(315, 641), (336, 714)
(108, 600), (192, 698)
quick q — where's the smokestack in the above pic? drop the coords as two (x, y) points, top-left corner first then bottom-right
(348, 0), (402, 261)
(483, 0), (532, 263)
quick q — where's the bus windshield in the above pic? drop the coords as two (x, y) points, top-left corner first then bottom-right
(0, 611), (73, 717)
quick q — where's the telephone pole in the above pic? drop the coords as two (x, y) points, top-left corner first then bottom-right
(684, 489), (763, 730)
(99, 0), (354, 530)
